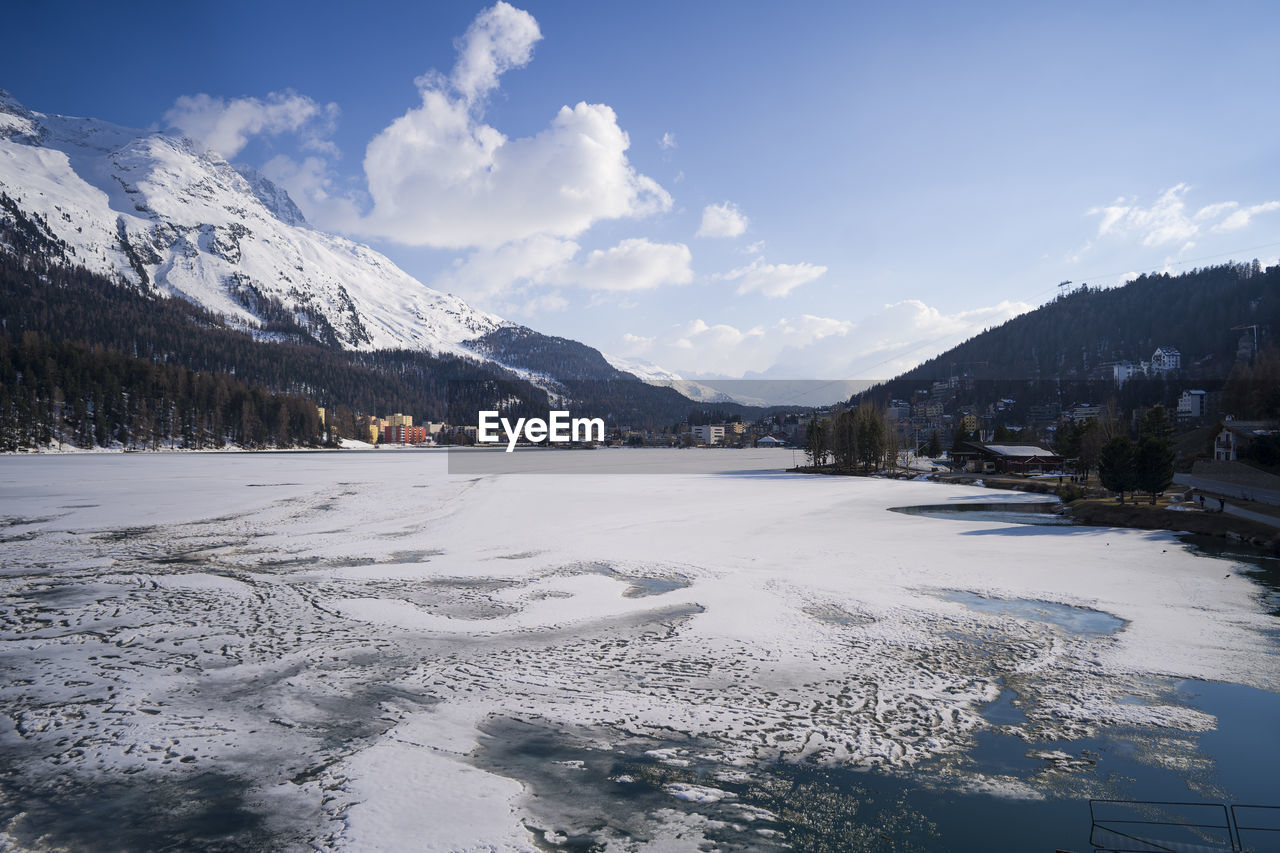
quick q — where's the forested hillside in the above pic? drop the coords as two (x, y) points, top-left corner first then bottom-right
(0, 217), (738, 449)
(899, 262), (1277, 383)
(0, 205), (552, 448)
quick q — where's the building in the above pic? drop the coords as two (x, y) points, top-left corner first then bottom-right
(1028, 402), (1061, 423)
(950, 443), (1063, 474)
(692, 424), (726, 445)
(1176, 390), (1207, 422)
(384, 424), (428, 444)
(386, 413), (413, 428)
(1150, 347), (1181, 375)
(756, 435), (786, 447)
(1112, 361), (1146, 385)
(1212, 420), (1279, 462)
(1069, 404), (1103, 422)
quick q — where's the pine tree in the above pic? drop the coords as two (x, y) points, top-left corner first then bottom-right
(1098, 436), (1137, 503)
(1134, 435), (1174, 504)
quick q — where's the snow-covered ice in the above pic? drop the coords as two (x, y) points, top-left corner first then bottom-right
(0, 450), (1276, 850)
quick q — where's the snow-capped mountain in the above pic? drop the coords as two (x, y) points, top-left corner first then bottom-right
(601, 353), (742, 404)
(0, 89), (508, 358)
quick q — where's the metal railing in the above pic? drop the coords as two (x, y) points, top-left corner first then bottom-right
(1233, 805), (1280, 852)
(1089, 799), (1236, 852)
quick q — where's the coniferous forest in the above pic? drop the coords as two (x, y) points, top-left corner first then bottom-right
(0, 204), (553, 450)
(0, 203), (744, 450)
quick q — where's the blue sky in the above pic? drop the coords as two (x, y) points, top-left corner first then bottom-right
(6, 1), (1280, 379)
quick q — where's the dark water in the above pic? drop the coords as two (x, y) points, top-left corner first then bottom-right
(0, 771), (280, 852)
(473, 674), (1280, 853)
(889, 501), (1076, 526)
(472, 535), (1280, 853)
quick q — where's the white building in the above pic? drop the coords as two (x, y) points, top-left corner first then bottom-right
(692, 424), (726, 445)
(1070, 404), (1103, 422)
(1177, 390), (1207, 421)
(1151, 347), (1181, 375)
(1113, 361), (1146, 385)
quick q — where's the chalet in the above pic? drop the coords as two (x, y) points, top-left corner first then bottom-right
(950, 442), (1063, 474)
(1211, 419), (1279, 462)
(1150, 346), (1181, 375)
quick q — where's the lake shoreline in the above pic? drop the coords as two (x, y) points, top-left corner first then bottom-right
(793, 465), (1280, 552)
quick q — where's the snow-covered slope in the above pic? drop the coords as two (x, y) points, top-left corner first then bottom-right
(0, 89), (507, 356)
(601, 353), (742, 403)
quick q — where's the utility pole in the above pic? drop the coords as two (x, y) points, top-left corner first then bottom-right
(1230, 323), (1260, 362)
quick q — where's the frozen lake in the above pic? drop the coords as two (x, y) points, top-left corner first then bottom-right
(1, 449), (1277, 851)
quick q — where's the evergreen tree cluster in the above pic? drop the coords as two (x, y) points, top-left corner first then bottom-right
(805, 403), (897, 472)
(0, 331), (323, 450)
(1096, 407), (1176, 504)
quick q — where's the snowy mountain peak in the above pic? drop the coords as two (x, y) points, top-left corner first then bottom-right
(0, 91), (510, 356)
(0, 88), (31, 117)
(232, 164), (308, 228)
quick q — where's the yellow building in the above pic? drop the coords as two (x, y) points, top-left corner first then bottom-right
(387, 413), (413, 427)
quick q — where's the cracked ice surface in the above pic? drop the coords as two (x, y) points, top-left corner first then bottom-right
(0, 450), (1276, 850)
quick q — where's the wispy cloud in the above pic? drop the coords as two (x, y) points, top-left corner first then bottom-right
(717, 257), (826, 298)
(620, 299), (1031, 379)
(165, 91), (338, 159)
(1086, 184), (1280, 250)
(1213, 201), (1280, 232)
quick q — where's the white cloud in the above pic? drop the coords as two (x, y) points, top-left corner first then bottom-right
(1212, 201), (1280, 232)
(430, 236), (691, 315)
(515, 291), (569, 316)
(260, 154), (365, 229)
(696, 201), (749, 238)
(165, 91), (337, 159)
(550, 238), (692, 291)
(619, 299), (1030, 379)
(433, 235), (580, 301)
(449, 1), (542, 105)
(1194, 201), (1238, 221)
(317, 3), (670, 249)
(718, 257), (826, 298)
(659, 132), (677, 150)
(1087, 185), (1280, 249)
